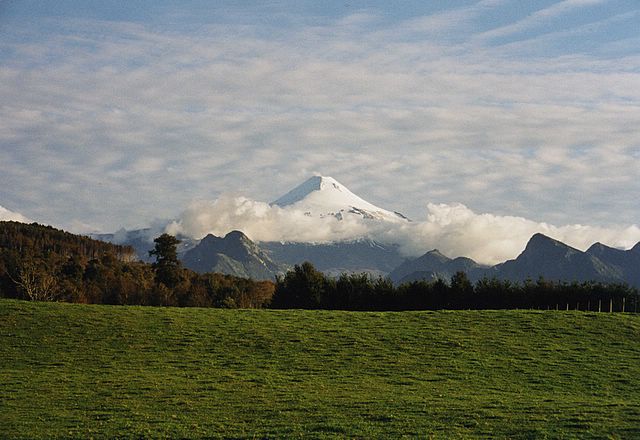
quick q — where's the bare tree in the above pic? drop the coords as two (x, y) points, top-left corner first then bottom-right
(9, 262), (59, 301)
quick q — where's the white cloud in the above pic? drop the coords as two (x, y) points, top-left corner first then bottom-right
(165, 196), (370, 244)
(166, 196), (640, 265)
(0, 4), (638, 238)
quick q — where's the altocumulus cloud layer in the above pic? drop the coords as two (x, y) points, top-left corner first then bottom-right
(165, 196), (640, 265)
(1, 1), (639, 262)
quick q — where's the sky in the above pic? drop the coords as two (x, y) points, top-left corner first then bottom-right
(1, 1), (639, 261)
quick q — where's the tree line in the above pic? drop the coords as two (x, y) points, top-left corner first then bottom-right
(2, 221), (638, 311)
(271, 262), (640, 312)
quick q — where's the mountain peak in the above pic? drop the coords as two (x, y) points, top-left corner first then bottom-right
(530, 232), (554, 242)
(425, 249), (447, 259)
(526, 233), (565, 250)
(418, 249), (451, 264)
(271, 175), (408, 223)
(587, 241), (606, 251)
(272, 175), (353, 207)
(201, 233), (221, 244)
(519, 233), (584, 262)
(224, 230), (251, 242)
(586, 241), (623, 256)
(182, 229), (284, 279)
(310, 175), (341, 189)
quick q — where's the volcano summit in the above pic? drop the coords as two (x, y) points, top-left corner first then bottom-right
(272, 176), (409, 222)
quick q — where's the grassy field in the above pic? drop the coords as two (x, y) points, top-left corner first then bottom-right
(1, 299), (640, 439)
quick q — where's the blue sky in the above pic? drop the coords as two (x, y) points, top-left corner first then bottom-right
(1, 1), (639, 257)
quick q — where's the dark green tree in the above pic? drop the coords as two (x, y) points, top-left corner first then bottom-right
(450, 271), (473, 309)
(149, 234), (182, 289)
(272, 261), (327, 309)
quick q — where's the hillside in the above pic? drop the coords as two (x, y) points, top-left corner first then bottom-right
(2, 299), (640, 438)
(0, 220), (135, 261)
(389, 249), (485, 284)
(0, 222), (274, 307)
(496, 233), (622, 284)
(262, 238), (404, 277)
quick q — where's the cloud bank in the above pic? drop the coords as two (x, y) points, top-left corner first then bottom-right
(165, 196), (640, 265)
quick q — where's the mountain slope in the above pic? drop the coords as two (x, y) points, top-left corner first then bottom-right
(262, 238), (404, 277)
(390, 234), (640, 287)
(389, 250), (486, 284)
(389, 249), (451, 283)
(587, 242), (640, 287)
(92, 176), (640, 285)
(272, 175), (409, 222)
(262, 176), (409, 275)
(182, 231), (285, 280)
(97, 175), (410, 274)
(495, 233), (622, 284)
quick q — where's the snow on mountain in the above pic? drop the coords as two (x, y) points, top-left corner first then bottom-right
(0, 205), (31, 223)
(271, 176), (409, 222)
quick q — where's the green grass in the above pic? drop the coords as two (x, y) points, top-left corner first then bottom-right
(1, 299), (640, 439)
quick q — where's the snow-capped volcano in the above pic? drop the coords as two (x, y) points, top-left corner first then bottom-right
(272, 176), (409, 222)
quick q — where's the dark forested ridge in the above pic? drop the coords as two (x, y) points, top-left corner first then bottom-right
(0, 221), (136, 261)
(0, 221), (274, 308)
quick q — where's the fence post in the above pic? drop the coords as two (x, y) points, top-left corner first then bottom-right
(622, 297), (626, 313)
(598, 299), (601, 313)
(566, 303), (569, 311)
(609, 298), (613, 313)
